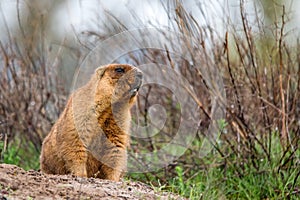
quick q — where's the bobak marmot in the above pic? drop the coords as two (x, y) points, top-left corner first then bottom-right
(40, 64), (143, 181)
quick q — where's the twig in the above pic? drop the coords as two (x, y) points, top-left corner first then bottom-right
(278, 5), (287, 147)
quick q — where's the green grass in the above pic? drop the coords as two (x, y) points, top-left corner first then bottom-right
(0, 140), (40, 170)
(1, 133), (299, 199)
(128, 158), (299, 199)
(126, 133), (300, 200)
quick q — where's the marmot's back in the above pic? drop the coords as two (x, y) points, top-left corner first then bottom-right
(40, 64), (143, 181)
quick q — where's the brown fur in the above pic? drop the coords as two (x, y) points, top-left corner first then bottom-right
(40, 64), (142, 181)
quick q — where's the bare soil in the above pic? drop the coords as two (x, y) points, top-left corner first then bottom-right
(0, 164), (184, 200)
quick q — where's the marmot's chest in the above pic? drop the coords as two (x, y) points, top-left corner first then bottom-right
(97, 109), (130, 148)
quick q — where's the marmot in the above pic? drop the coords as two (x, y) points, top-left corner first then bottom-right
(40, 64), (143, 181)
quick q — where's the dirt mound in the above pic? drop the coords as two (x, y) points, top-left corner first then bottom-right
(0, 164), (184, 200)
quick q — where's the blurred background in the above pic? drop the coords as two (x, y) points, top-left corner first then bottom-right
(0, 0), (299, 199)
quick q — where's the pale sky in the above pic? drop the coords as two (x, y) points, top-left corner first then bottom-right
(0, 0), (299, 42)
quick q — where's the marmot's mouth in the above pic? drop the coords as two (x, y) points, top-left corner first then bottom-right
(129, 87), (140, 97)
(117, 86), (140, 100)
(129, 74), (142, 97)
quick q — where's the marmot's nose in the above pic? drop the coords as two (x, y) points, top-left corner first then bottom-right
(136, 71), (143, 80)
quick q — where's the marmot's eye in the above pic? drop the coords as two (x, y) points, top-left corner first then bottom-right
(115, 67), (125, 73)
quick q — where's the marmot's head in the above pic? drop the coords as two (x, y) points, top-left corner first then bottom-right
(94, 64), (143, 109)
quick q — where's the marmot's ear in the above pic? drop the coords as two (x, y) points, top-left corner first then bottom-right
(95, 65), (106, 79)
